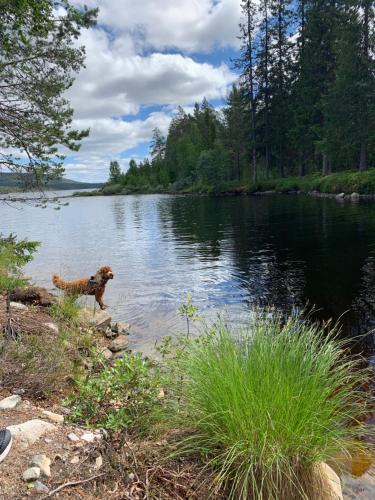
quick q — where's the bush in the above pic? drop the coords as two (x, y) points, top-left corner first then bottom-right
(101, 183), (123, 195)
(67, 352), (163, 433)
(164, 312), (374, 499)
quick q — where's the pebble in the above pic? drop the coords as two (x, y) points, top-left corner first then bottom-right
(99, 347), (113, 360)
(43, 322), (59, 334)
(70, 456), (80, 464)
(95, 455), (103, 469)
(23, 467), (40, 481)
(81, 432), (95, 443)
(10, 301), (28, 311)
(68, 432), (80, 442)
(31, 454), (51, 477)
(0, 394), (22, 410)
(42, 409), (64, 424)
(34, 481), (49, 494)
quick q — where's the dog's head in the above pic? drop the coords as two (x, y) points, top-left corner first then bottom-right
(96, 266), (114, 282)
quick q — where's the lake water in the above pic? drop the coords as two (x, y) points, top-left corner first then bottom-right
(2, 192), (375, 355)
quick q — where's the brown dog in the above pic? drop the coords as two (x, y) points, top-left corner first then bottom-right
(52, 266), (114, 310)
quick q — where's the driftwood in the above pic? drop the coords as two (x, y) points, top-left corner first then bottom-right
(10, 287), (56, 307)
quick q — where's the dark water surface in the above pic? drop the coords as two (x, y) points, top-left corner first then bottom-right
(2, 193), (375, 354)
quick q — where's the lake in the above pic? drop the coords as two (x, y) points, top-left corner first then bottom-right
(2, 192), (375, 356)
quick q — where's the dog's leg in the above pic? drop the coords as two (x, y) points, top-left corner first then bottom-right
(95, 289), (107, 310)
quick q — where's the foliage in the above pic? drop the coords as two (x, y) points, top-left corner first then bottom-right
(103, 1), (374, 195)
(178, 291), (200, 338)
(0, 0), (97, 189)
(108, 161), (122, 184)
(161, 312), (374, 499)
(0, 234), (39, 295)
(67, 352), (163, 433)
(49, 294), (80, 324)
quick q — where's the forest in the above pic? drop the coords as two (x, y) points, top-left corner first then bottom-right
(106, 1), (375, 194)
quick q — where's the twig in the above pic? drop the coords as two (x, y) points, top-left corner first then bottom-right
(42, 473), (105, 498)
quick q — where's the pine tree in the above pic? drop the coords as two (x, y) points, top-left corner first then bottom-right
(109, 161), (122, 184)
(223, 85), (249, 181)
(235, 0), (258, 181)
(256, 0), (272, 177)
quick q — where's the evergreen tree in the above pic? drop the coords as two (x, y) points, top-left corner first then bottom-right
(256, 0), (272, 177)
(109, 161), (122, 184)
(235, 0), (258, 181)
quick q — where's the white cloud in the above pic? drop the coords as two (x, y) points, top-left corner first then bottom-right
(63, 1), (240, 181)
(72, 0), (242, 53)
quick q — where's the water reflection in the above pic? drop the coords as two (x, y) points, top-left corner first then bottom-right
(1, 193), (375, 354)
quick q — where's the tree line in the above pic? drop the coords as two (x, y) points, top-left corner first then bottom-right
(110, 1), (374, 191)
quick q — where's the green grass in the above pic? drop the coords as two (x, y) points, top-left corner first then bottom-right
(49, 294), (81, 323)
(163, 312), (374, 499)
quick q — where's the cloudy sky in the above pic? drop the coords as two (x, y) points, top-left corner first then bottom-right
(65, 0), (242, 182)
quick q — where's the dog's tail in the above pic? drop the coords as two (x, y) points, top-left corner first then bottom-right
(52, 273), (67, 290)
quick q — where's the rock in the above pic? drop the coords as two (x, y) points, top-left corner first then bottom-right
(10, 301), (28, 311)
(34, 481), (49, 494)
(42, 410), (64, 424)
(10, 287), (56, 307)
(70, 456), (80, 464)
(12, 388), (25, 396)
(105, 327), (118, 339)
(316, 463), (343, 500)
(99, 347), (113, 360)
(336, 192), (345, 199)
(0, 394), (22, 410)
(78, 307), (112, 332)
(111, 351), (127, 361)
(31, 454), (51, 477)
(109, 334), (129, 353)
(43, 322), (59, 334)
(7, 419), (56, 444)
(23, 467), (40, 481)
(95, 455), (103, 470)
(112, 322), (131, 335)
(68, 432), (80, 442)
(351, 192), (360, 201)
(81, 432), (95, 443)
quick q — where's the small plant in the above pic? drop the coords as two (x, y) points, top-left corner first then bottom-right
(49, 294), (80, 323)
(163, 311), (375, 499)
(67, 352), (163, 433)
(178, 291), (200, 337)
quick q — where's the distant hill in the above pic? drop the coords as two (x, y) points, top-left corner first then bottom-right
(0, 172), (103, 191)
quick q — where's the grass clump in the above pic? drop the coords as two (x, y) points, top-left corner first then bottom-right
(164, 312), (374, 499)
(49, 294), (80, 323)
(67, 352), (163, 433)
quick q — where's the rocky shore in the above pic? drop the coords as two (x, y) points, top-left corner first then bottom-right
(0, 293), (374, 499)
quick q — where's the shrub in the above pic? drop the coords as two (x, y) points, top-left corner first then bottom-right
(164, 312), (374, 499)
(67, 352), (163, 433)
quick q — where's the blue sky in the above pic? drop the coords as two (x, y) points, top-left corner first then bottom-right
(63, 0), (244, 182)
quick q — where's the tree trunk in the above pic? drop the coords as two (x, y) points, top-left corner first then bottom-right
(322, 154), (331, 176)
(359, 143), (367, 171)
(252, 145), (257, 183)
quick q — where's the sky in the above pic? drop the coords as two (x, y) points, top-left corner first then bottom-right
(64, 0), (243, 182)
